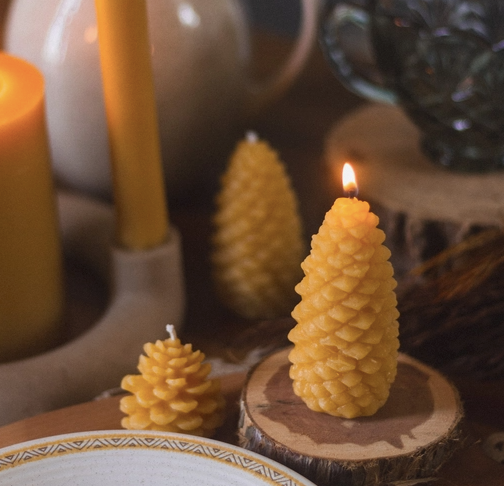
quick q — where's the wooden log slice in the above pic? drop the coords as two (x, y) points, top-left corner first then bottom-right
(239, 347), (465, 486)
(324, 103), (504, 276)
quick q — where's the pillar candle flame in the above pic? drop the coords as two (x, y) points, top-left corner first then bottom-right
(342, 162), (358, 198)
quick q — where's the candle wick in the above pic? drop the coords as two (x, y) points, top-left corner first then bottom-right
(166, 324), (177, 340)
(246, 130), (259, 144)
(344, 185), (358, 199)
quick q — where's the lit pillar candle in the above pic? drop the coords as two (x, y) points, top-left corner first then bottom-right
(288, 163), (399, 419)
(94, 0), (168, 250)
(0, 53), (63, 362)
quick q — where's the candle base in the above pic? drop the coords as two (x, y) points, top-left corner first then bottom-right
(239, 347), (465, 486)
(0, 191), (185, 426)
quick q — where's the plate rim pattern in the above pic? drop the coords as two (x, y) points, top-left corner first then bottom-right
(0, 430), (312, 486)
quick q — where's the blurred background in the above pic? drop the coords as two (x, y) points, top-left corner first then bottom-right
(0, 0), (303, 46)
(244, 0), (301, 36)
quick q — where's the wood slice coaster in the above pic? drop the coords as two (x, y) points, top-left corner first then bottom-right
(238, 347), (465, 486)
(324, 103), (504, 276)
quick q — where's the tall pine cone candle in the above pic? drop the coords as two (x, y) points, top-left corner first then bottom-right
(211, 132), (305, 320)
(120, 325), (225, 438)
(288, 163), (399, 419)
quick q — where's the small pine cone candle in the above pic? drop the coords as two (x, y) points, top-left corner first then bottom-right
(288, 167), (399, 419)
(120, 325), (225, 438)
(211, 132), (305, 320)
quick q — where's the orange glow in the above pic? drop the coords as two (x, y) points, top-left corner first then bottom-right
(84, 26), (98, 44)
(342, 163), (358, 196)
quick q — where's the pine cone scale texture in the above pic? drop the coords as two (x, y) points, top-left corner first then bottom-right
(212, 135), (305, 319)
(289, 198), (399, 419)
(120, 335), (225, 438)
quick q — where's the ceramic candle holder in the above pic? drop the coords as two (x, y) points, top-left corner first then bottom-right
(0, 192), (185, 426)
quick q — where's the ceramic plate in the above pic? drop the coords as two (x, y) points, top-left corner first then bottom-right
(0, 430), (315, 486)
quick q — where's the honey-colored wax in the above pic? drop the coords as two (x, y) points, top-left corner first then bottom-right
(288, 197), (399, 419)
(94, 0), (169, 250)
(0, 53), (63, 362)
(211, 132), (305, 319)
(120, 326), (225, 438)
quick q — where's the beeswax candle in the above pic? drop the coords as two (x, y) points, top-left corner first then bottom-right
(94, 0), (168, 250)
(288, 163), (399, 419)
(212, 132), (305, 319)
(0, 53), (63, 362)
(120, 325), (225, 438)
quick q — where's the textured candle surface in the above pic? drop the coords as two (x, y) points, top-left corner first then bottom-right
(288, 197), (399, 419)
(211, 134), (305, 319)
(120, 330), (225, 438)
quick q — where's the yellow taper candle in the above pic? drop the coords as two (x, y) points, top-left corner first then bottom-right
(94, 0), (168, 250)
(0, 53), (63, 362)
(288, 163), (399, 419)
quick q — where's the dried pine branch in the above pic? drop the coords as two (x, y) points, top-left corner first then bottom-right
(398, 229), (504, 379)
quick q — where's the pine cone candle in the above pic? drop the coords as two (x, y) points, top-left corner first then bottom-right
(120, 325), (225, 438)
(211, 132), (305, 320)
(288, 165), (399, 419)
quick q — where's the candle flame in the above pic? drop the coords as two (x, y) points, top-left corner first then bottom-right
(342, 163), (358, 198)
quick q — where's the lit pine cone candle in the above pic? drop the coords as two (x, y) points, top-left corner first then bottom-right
(238, 165), (465, 486)
(120, 325), (225, 438)
(211, 132), (305, 320)
(288, 163), (399, 419)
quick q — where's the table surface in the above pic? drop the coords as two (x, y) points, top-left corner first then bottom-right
(1, 31), (504, 486)
(0, 371), (503, 486)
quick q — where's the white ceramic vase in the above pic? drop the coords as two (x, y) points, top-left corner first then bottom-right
(4, 0), (318, 200)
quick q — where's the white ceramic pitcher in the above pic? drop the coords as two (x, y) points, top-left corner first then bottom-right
(5, 0), (319, 199)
